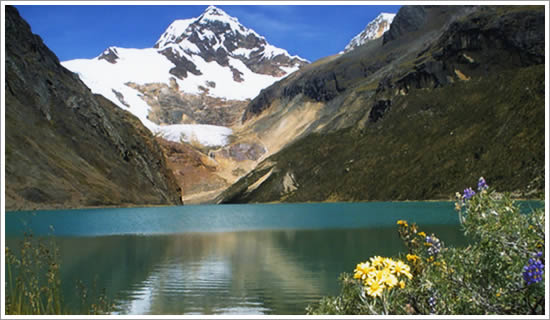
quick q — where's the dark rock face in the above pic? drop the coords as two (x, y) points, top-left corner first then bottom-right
(368, 100), (391, 123)
(98, 47), (120, 64)
(4, 6), (182, 210)
(383, 6), (427, 44)
(159, 48), (202, 79)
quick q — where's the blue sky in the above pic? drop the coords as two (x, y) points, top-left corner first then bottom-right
(15, 4), (401, 62)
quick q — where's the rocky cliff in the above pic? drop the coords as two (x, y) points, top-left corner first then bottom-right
(5, 6), (182, 210)
(218, 5), (545, 203)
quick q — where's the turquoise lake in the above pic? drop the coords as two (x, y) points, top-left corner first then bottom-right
(4, 201), (542, 314)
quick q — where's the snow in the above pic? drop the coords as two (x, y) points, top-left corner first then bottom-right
(344, 12), (395, 52)
(155, 17), (196, 48)
(198, 6), (261, 39)
(232, 47), (253, 58)
(61, 5), (307, 147)
(156, 124), (233, 146)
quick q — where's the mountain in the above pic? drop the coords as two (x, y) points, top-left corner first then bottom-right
(62, 6), (308, 143)
(4, 6), (182, 210)
(216, 5), (545, 204)
(59, 5), (309, 204)
(343, 12), (396, 52)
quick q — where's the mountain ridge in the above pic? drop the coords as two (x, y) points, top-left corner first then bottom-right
(344, 12), (395, 52)
(5, 6), (183, 211)
(217, 5), (545, 204)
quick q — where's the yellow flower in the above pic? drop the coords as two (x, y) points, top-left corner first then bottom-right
(406, 254), (419, 263)
(382, 272), (398, 288)
(397, 220), (408, 227)
(399, 280), (406, 289)
(427, 256), (434, 263)
(392, 260), (413, 279)
(353, 262), (371, 280)
(383, 257), (396, 269)
(366, 277), (385, 297)
(418, 232), (426, 237)
(370, 256), (385, 268)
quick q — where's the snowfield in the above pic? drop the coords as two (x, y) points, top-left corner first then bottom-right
(61, 5), (307, 147)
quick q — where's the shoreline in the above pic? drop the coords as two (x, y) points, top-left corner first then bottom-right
(5, 196), (545, 213)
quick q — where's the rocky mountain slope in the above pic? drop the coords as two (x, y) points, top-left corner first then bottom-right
(343, 12), (395, 53)
(59, 5), (309, 203)
(217, 5), (545, 203)
(5, 6), (182, 210)
(62, 6), (308, 143)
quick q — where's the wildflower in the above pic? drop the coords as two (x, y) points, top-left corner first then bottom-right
(454, 202), (462, 211)
(370, 256), (385, 268)
(523, 254), (544, 285)
(382, 272), (398, 288)
(399, 280), (406, 289)
(425, 235), (442, 256)
(477, 177), (488, 191)
(392, 260), (413, 279)
(428, 296), (437, 314)
(353, 262), (371, 280)
(463, 187), (476, 200)
(383, 257), (396, 269)
(397, 220), (408, 227)
(365, 277), (385, 297)
(418, 231), (426, 237)
(406, 254), (419, 263)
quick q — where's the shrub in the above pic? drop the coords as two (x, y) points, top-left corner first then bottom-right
(5, 234), (114, 315)
(307, 177), (545, 315)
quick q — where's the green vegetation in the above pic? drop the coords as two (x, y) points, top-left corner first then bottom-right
(307, 178), (545, 315)
(5, 235), (114, 315)
(222, 64), (544, 203)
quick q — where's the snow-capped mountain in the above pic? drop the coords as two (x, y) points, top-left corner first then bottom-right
(344, 12), (395, 52)
(62, 6), (308, 146)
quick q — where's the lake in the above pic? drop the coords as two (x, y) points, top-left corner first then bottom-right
(4, 201), (541, 315)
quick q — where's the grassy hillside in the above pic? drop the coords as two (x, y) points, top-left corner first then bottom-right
(218, 6), (545, 203)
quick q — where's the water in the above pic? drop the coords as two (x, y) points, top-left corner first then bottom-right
(4, 201), (541, 315)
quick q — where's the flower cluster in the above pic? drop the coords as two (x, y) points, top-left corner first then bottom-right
(428, 295), (437, 314)
(523, 252), (544, 285)
(424, 235), (442, 257)
(477, 176), (488, 191)
(354, 256), (412, 297)
(463, 187), (476, 200)
(397, 220), (408, 227)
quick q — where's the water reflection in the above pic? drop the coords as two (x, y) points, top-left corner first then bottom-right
(6, 225), (466, 315)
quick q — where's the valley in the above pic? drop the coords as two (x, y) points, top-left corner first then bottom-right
(5, 4), (545, 208)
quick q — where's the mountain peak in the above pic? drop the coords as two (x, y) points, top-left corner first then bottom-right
(203, 5), (226, 16)
(198, 5), (235, 23)
(344, 12), (396, 52)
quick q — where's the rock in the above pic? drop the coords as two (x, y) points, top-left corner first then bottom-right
(4, 6), (182, 210)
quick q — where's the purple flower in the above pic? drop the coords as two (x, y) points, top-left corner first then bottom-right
(523, 255), (544, 285)
(425, 235), (442, 256)
(463, 187), (476, 200)
(477, 177), (488, 191)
